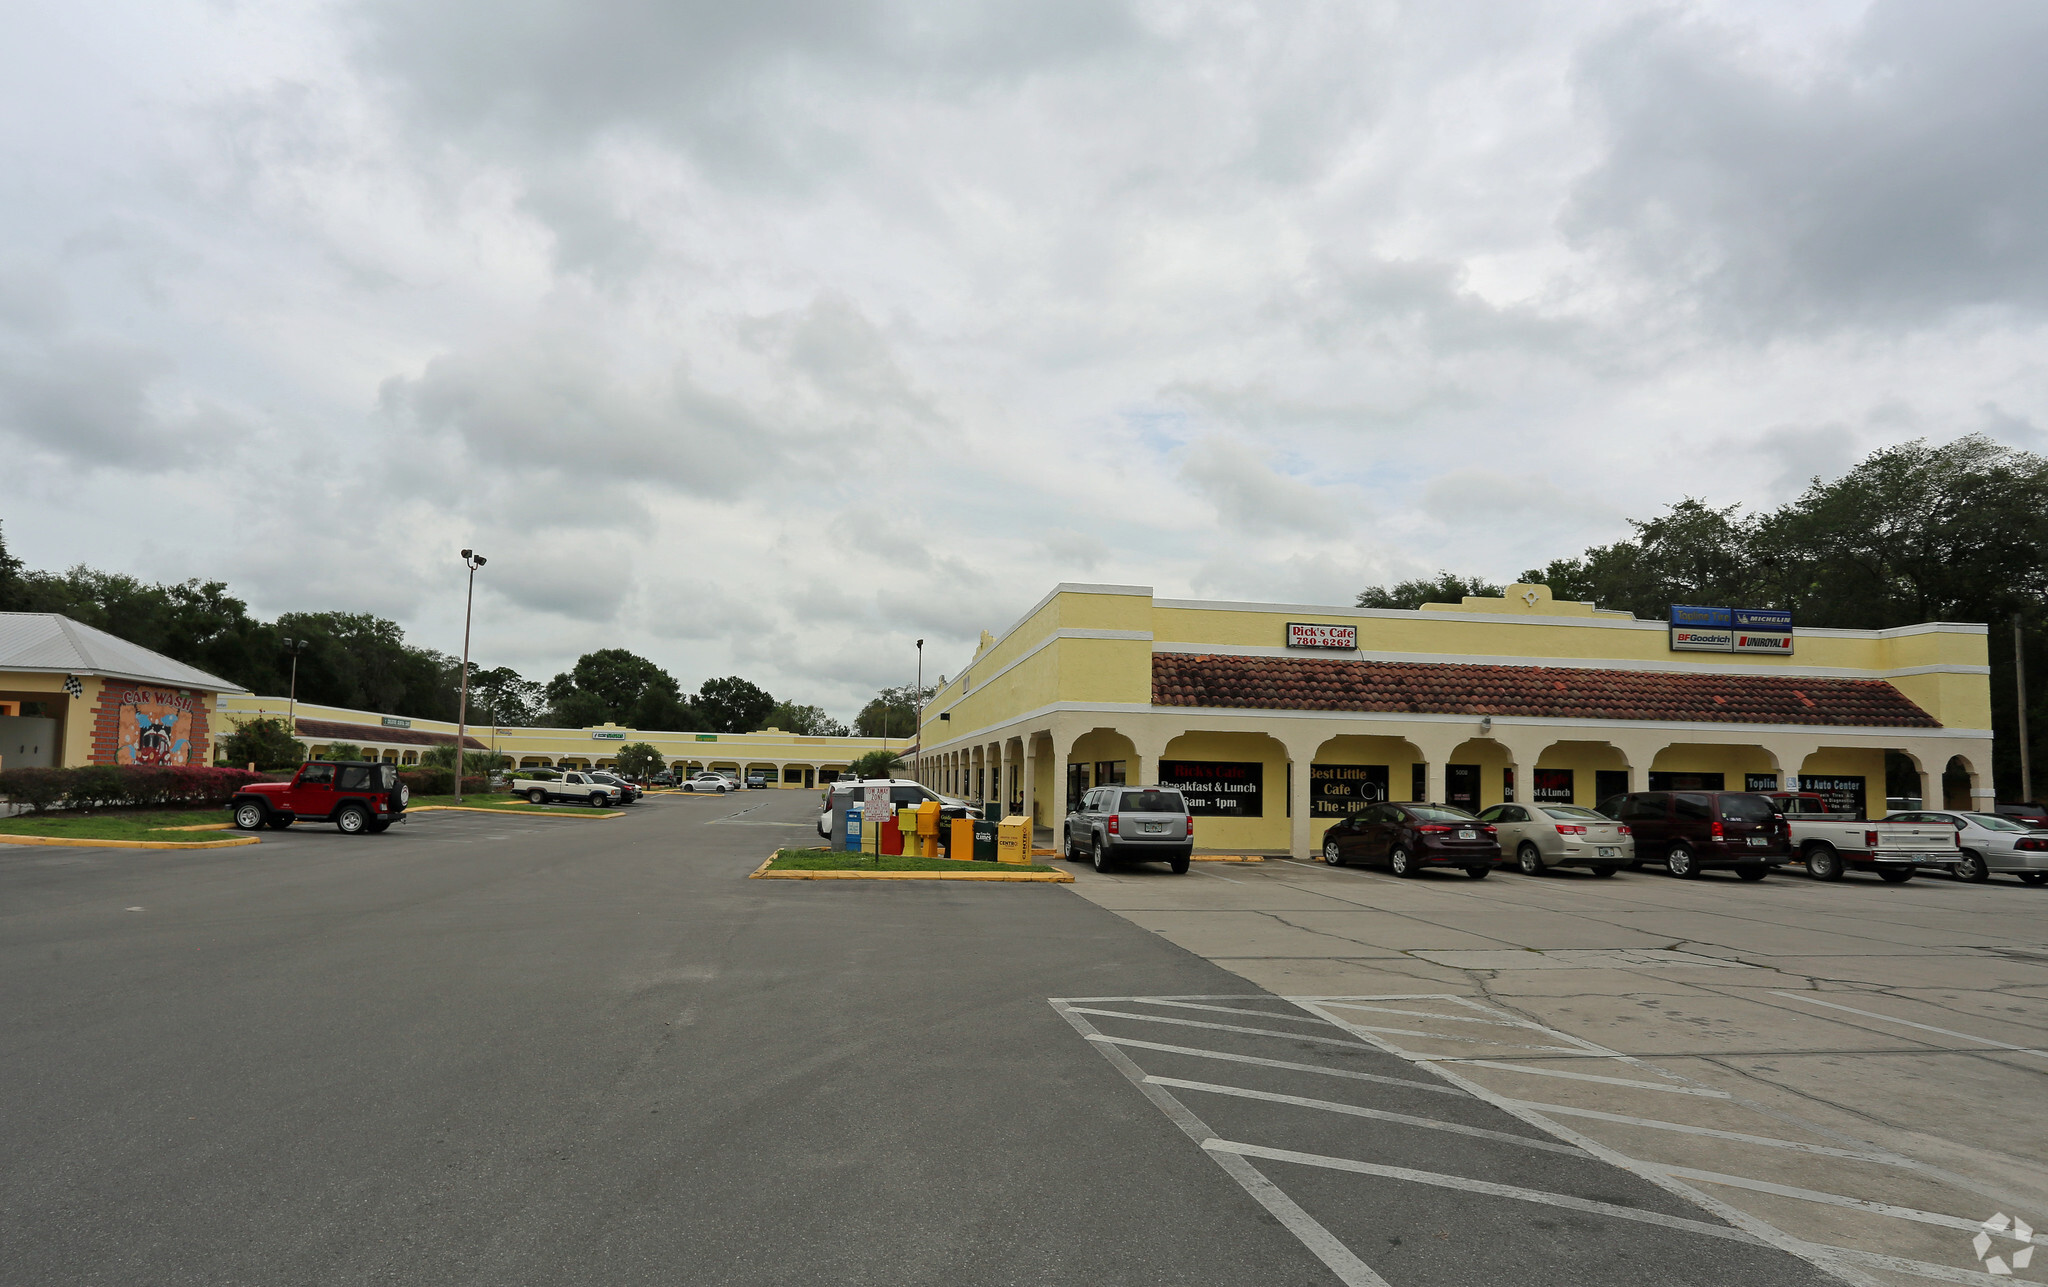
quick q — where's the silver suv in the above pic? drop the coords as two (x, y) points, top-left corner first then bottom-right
(1066, 786), (1192, 874)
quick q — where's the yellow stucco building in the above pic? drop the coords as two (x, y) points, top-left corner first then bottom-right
(0, 613), (243, 768)
(214, 694), (908, 788)
(915, 583), (1995, 858)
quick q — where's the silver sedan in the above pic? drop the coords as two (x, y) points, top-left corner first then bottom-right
(1474, 803), (1633, 875)
(1890, 810), (2048, 885)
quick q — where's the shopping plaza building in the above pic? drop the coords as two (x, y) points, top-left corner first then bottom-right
(915, 583), (1995, 858)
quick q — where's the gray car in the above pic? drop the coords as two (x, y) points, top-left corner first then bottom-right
(1474, 803), (1631, 876)
(1890, 810), (2048, 885)
(1065, 785), (1192, 874)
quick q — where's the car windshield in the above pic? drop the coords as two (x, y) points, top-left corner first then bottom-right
(1540, 806), (1606, 821)
(1118, 790), (1185, 813)
(1965, 813), (2031, 832)
(1720, 795), (1775, 822)
(1408, 806), (1478, 823)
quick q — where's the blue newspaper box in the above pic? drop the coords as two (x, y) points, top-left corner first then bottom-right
(841, 804), (863, 852)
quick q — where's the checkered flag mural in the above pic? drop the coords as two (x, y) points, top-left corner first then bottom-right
(62, 674), (83, 698)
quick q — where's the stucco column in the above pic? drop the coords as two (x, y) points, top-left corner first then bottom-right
(1021, 734), (1038, 830)
(1050, 722), (1082, 856)
(1280, 731), (1323, 860)
(998, 739), (1013, 816)
(1129, 720), (1176, 791)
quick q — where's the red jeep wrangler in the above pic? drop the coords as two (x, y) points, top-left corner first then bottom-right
(230, 761), (408, 834)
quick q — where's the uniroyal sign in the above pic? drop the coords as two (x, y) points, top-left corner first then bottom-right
(1669, 605), (1794, 654)
(1286, 622), (1358, 650)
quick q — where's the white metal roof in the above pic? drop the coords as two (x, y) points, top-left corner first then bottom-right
(0, 613), (246, 693)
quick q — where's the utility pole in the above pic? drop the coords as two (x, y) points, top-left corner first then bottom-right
(914, 639), (924, 785)
(454, 549), (487, 805)
(2018, 614), (2035, 805)
(283, 637), (307, 753)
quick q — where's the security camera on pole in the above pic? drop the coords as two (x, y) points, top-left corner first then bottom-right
(454, 549), (487, 806)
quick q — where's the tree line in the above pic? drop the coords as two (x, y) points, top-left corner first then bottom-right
(1356, 436), (2048, 799)
(0, 532), (920, 737)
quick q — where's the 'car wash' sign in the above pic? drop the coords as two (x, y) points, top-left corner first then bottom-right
(1160, 760), (1264, 816)
(1287, 622), (1358, 650)
(1670, 605), (1795, 654)
(1310, 764), (1387, 816)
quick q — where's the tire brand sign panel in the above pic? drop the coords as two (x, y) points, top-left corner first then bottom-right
(1670, 605), (1794, 653)
(1286, 622), (1358, 650)
(1160, 760), (1264, 816)
(1310, 764), (1387, 816)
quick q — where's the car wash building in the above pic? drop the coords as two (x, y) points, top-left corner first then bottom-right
(0, 613), (243, 768)
(915, 583), (1994, 858)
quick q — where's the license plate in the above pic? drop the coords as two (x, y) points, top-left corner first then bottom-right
(1142, 823), (1164, 834)
(1458, 829), (1476, 840)
(1596, 847), (1616, 858)
(1746, 837), (1768, 847)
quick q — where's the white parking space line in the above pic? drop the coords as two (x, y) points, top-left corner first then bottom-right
(1150, 1076), (1583, 1153)
(1061, 1007), (1381, 1049)
(1314, 1000), (1546, 1029)
(1124, 999), (1340, 1025)
(1501, 1101), (1908, 1163)
(1771, 992), (2048, 1062)
(1084, 1034), (1464, 1095)
(1413, 1059), (1735, 1097)
(1203, 1139), (1765, 1245)
(1803, 1243), (2025, 1286)
(1649, 1165), (2048, 1245)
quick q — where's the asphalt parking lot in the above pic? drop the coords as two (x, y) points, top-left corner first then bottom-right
(1067, 850), (2048, 1283)
(3, 792), (2040, 1286)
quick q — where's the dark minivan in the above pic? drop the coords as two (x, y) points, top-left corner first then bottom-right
(1320, 802), (1499, 879)
(1595, 791), (1788, 879)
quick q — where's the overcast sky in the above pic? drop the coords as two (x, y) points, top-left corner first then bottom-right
(5, 1), (2047, 720)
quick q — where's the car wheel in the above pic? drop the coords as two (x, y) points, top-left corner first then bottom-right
(684, 784), (695, 792)
(1589, 865), (1619, 878)
(336, 803), (370, 835)
(265, 816), (292, 830)
(2018, 872), (2048, 886)
(1092, 837), (1112, 873)
(1877, 866), (1915, 884)
(1735, 864), (1769, 881)
(1516, 843), (1547, 876)
(528, 789), (547, 805)
(232, 801), (265, 830)
(1955, 850), (1990, 883)
(1169, 857), (1191, 875)
(1389, 845), (1417, 877)
(1666, 843), (1701, 878)
(1465, 864), (1490, 880)
(1805, 844), (1844, 881)
(1322, 838), (1345, 866)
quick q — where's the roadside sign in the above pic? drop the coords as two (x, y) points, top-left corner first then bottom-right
(1669, 605), (1734, 652)
(1286, 622), (1358, 650)
(864, 783), (891, 829)
(1733, 607), (1795, 654)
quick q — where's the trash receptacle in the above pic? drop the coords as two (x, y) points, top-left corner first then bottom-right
(971, 817), (999, 861)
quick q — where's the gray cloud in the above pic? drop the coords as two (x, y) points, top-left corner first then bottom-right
(1569, 1), (2048, 331)
(0, 336), (196, 467)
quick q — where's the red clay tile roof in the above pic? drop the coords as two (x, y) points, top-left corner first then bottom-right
(1151, 654), (1939, 728)
(296, 717), (488, 749)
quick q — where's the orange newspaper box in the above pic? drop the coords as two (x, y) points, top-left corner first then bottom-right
(948, 816), (975, 860)
(915, 801), (942, 857)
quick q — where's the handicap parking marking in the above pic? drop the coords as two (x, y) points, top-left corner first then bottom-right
(1051, 993), (2040, 1286)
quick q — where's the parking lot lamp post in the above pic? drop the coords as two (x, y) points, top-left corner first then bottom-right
(454, 549), (487, 805)
(282, 637), (308, 749)
(2019, 614), (2034, 805)
(915, 638), (924, 784)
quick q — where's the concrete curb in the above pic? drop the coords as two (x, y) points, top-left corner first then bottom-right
(748, 852), (1074, 883)
(0, 832), (262, 851)
(409, 805), (624, 820)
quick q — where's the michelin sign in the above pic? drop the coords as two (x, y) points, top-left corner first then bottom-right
(1670, 605), (1794, 655)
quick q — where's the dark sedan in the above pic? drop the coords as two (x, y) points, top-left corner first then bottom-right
(1320, 802), (1500, 878)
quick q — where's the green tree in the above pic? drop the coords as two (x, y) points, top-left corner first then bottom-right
(547, 688), (613, 728)
(854, 683), (932, 738)
(848, 748), (904, 779)
(321, 742), (365, 761)
(696, 676), (776, 734)
(1354, 572), (1504, 610)
(422, 743), (508, 776)
(765, 700), (846, 736)
(0, 520), (24, 612)
(628, 686), (706, 733)
(220, 717), (305, 769)
(544, 649), (681, 725)
(615, 742), (665, 778)
(464, 665), (545, 727)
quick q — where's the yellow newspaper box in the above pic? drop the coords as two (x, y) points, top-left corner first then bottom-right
(997, 816), (1031, 864)
(915, 801), (943, 857)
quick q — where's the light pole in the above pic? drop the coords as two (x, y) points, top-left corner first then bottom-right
(914, 638), (924, 785)
(282, 637), (308, 755)
(454, 549), (487, 805)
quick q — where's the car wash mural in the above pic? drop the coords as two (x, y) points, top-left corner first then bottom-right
(111, 687), (205, 765)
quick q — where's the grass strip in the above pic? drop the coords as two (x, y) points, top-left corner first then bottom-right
(765, 847), (1061, 875)
(0, 809), (238, 841)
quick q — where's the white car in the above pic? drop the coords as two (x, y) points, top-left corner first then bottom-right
(1888, 809), (2048, 885)
(682, 772), (734, 794)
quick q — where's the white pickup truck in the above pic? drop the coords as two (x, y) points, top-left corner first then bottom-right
(511, 769), (618, 808)
(1767, 792), (1957, 882)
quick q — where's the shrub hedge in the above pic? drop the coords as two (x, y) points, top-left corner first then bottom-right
(397, 770), (489, 796)
(0, 765), (270, 813)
